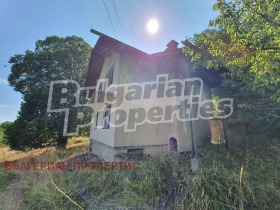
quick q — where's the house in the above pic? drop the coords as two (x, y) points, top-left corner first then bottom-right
(85, 29), (219, 161)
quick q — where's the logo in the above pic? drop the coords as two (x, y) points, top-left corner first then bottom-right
(47, 74), (233, 136)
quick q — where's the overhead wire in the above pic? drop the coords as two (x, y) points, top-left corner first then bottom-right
(112, 0), (124, 41)
(102, 0), (118, 39)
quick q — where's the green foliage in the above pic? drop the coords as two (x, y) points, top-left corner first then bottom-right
(0, 127), (4, 145)
(218, 78), (280, 138)
(182, 0), (280, 136)
(183, 0), (280, 101)
(0, 170), (17, 191)
(0, 121), (13, 145)
(7, 36), (92, 150)
(211, 0), (280, 101)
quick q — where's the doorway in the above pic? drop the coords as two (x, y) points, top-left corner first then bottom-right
(169, 137), (178, 152)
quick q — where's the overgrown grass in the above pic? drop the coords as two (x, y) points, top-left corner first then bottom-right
(67, 136), (89, 148)
(0, 137), (89, 163)
(23, 138), (280, 210)
(0, 137), (90, 210)
(0, 170), (17, 191)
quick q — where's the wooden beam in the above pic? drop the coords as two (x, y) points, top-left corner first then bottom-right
(90, 29), (106, 37)
(181, 40), (202, 53)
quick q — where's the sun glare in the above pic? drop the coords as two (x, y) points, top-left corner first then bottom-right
(147, 19), (159, 34)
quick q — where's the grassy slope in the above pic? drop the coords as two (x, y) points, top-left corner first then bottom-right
(0, 137), (280, 210)
(0, 170), (17, 191)
(0, 137), (89, 210)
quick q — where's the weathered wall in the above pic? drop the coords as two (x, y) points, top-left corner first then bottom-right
(210, 119), (224, 143)
(90, 49), (212, 158)
(210, 119), (249, 142)
(90, 52), (120, 147)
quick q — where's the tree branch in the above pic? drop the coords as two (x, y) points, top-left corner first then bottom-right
(181, 40), (203, 53)
(241, 0), (280, 27)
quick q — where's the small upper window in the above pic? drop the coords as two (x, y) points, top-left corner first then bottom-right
(103, 104), (111, 129)
(106, 66), (114, 86)
(95, 112), (99, 128)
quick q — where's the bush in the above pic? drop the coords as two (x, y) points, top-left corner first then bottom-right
(0, 121), (13, 145)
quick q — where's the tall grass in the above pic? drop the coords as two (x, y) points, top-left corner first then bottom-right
(0, 170), (17, 191)
(24, 138), (280, 209)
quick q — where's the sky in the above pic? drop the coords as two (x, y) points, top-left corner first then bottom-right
(0, 0), (218, 123)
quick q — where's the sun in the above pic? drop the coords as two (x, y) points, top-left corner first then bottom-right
(147, 19), (159, 34)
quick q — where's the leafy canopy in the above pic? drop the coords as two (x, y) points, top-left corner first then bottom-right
(7, 36), (92, 150)
(0, 121), (13, 145)
(183, 0), (280, 101)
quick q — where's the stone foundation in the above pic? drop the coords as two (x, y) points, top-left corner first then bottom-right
(90, 139), (169, 161)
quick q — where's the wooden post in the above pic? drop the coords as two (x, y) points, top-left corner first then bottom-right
(222, 119), (230, 151)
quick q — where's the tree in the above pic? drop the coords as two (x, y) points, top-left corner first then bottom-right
(0, 121), (13, 145)
(182, 0), (280, 137)
(7, 36), (92, 150)
(184, 0), (280, 101)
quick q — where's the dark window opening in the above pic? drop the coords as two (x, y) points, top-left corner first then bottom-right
(169, 137), (178, 152)
(106, 66), (114, 86)
(95, 112), (99, 128)
(103, 104), (111, 129)
(127, 148), (145, 160)
(88, 89), (95, 99)
(127, 148), (144, 154)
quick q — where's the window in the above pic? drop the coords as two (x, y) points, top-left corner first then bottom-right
(95, 112), (99, 128)
(103, 104), (111, 129)
(127, 148), (144, 159)
(127, 148), (144, 154)
(106, 66), (114, 86)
